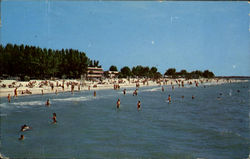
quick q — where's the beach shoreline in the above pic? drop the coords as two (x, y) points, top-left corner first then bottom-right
(0, 78), (248, 98)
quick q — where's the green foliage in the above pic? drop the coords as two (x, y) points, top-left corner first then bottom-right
(165, 68), (215, 79)
(109, 65), (118, 71)
(0, 44), (90, 79)
(164, 68), (176, 76)
(120, 66), (132, 78)
(203, 70), (215, 78)
(88, 60), (101, 68)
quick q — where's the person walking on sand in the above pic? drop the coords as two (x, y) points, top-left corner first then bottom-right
(137, 101), (141, 110)
(117, 99), (120, 109)
(7, 94), (11, 103)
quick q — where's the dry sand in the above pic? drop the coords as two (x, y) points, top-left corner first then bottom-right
(0, 78), (246, 98)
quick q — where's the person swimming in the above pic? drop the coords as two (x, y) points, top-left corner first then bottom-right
(117, 99), (120, 109)
(19, 134), (24, 140)
(168, 95), (171, 103)
(20, 124), (31, 131)
(46, 99), (50, 106)
(137, 101), (141, 110)
(52, 113), (57, 123)
(192, 95), (195, 99)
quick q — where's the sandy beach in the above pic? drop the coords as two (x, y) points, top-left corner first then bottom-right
(0, 78), (247, 98)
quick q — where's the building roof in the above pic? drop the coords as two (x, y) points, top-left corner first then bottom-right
(87, 67), (103, 70)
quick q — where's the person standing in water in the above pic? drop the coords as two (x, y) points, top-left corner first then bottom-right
(7, 94), (11, 103)
(137, 101), (141, 110)
(94, 91), (96, 97)
(52, 113), (57, 123)
(117, 99), (120, 109)
(162, 86), (164, 92)
(46, 99), (50, 106)
(14, 88), (17, 97)
(168, 95), (171, 103)
(123, 89), (126, 95)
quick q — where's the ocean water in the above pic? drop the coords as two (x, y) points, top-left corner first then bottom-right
(0, 81), (249, 159)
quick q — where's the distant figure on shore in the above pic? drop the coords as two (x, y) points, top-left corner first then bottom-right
(19, 134), (24, 140)
(41, 89), (44, 95)
(55, 90), (58, 95)
(117, 99), (120, 109)
(88, 86), (90, 91)
(78, 84), (80, 91)
(162, 86), (164, 92)
(52, 113), (57, 123)
(14, 88), (17, 97)
(123, 89), (126, 95)
(46, 99), (50, 106)
(7, 94), (11, 103)
(20, 124), (31, 132)
(168, 95), (171, 103)
(137, 101), (141, 110)
(71, 84), (74, 94)
(192, 95), (195, 99)
(94, 91), (96, 97)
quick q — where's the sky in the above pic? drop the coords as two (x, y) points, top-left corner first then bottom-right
(1, 1), (250, 76)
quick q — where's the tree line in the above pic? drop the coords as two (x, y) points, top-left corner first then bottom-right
(0, 43), (215, 80)
(0, 44), (98, 80)
(107, 65), (214, 79)
(164, 68), (215, 79)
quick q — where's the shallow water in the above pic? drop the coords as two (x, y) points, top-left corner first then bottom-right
(0, 82), (249, 159)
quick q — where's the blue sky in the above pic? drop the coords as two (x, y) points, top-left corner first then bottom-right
(1, 1), (249, 76)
